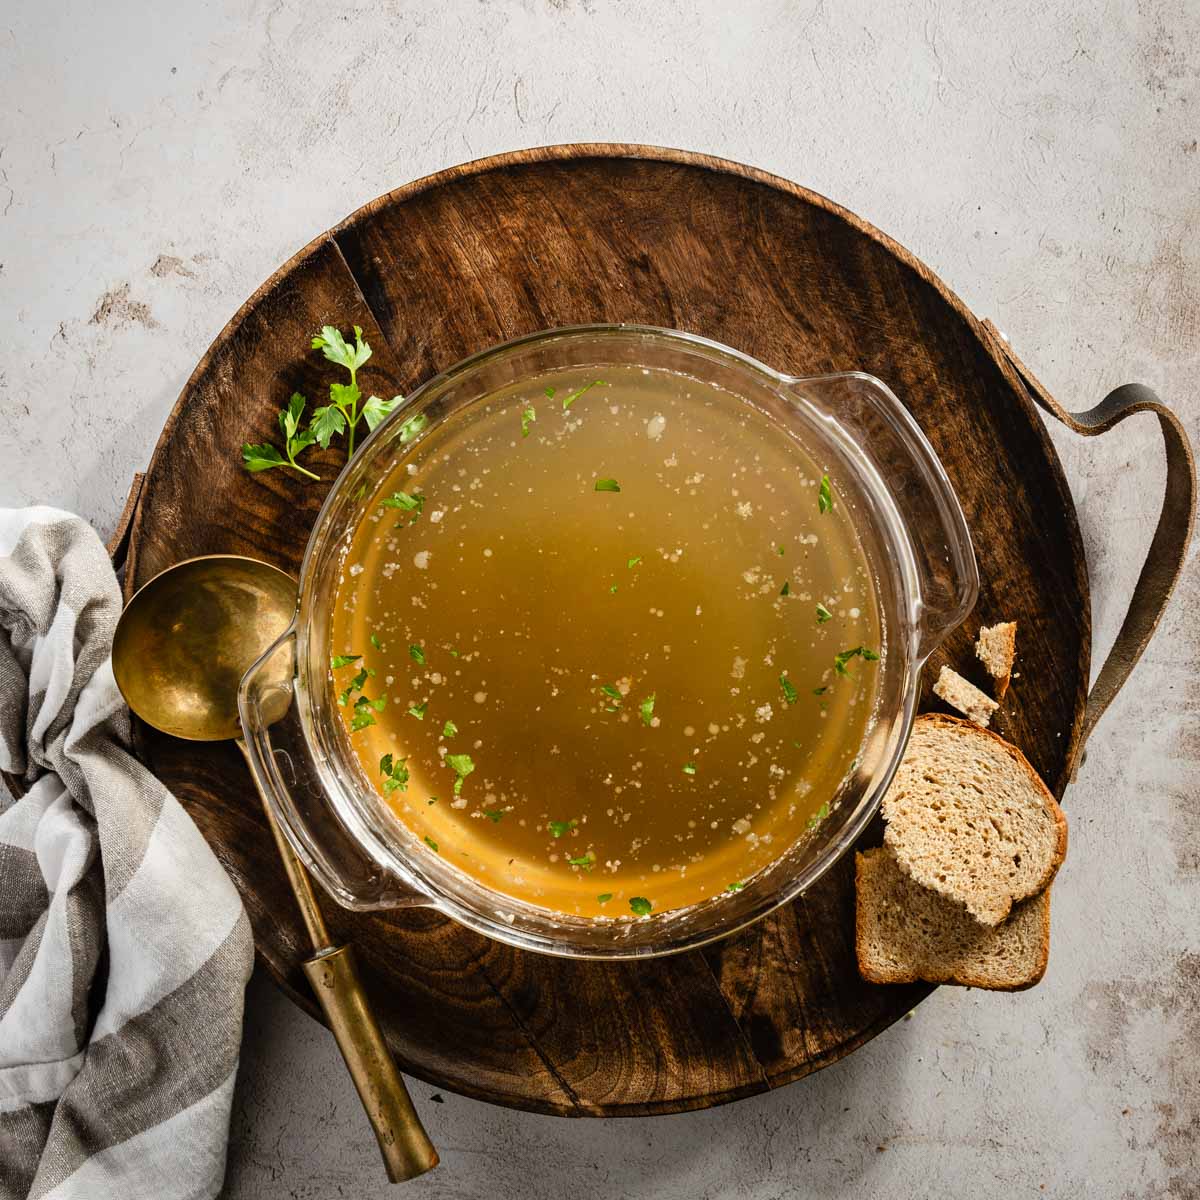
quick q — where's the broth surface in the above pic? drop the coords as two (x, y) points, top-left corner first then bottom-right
(329, 365), (881, 918)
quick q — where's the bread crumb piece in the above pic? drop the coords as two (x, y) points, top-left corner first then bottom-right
(933, 665), (998, 727)
(975, 621), (1017, 699)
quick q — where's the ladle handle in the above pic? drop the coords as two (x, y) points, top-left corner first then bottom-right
(301, 945), (439, 1183)
(234, 738), (438, 1183)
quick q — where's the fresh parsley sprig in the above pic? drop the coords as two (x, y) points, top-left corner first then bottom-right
(311, 325), (400, 455)
(243, 393), (320, 480)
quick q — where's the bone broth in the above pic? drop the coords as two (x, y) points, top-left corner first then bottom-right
(329, 364), (882, 919)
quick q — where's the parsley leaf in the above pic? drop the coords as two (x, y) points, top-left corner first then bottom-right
(313, 324), (372, 373)
(813, 686), (828, 695)
(409, 643), (426, 665)
(370, 633), (381, 649)
(594, 478), (621, 493)
(567, 850), (596, 871)
(309, 403), (346, 450)
(548, 819), (577, 838)
(627, 555), (642, 568)
(639, 693), (656, 726)
(424, 835), (438, 852)
(521, 405), (536, 437)
(351, 706), (376, 731)
(818, 473), (833, 514)
(777, 545), (786, 556)
(629, 896), (652, 916)
(562, 379), (605, 411)
(482, 808), (504, 823)
(807, 801), (831, 830)
(597, 893), (613, 904)
(331, 654), (361, 669)
(780, 581), (791, 596)
(362, 394), (401, 432)
(682, 761), (697, 776)
(816, 602), (833, 624)
(442, 719), (458, 737)
(780, 674), (799, 705)
(600, 684), (622, 704)
(726, 881), (745, 893)
(408, 701), (428, 720)
(544, 385), (556, 400)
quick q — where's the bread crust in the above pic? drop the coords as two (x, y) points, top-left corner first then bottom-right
(882, 713), (1068, 925)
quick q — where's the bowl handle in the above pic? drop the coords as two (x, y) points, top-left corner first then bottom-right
(786, 372), (980, 659)
(982, 320), (1197, 759)
(238, 625), (429, 911)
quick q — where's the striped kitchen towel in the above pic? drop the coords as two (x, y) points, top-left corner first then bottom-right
(0, 508), (254, 1200)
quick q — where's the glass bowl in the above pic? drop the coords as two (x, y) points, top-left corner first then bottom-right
(239, 325), (977, 959)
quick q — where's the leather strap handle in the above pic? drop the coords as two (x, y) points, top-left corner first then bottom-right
(982, 320), (1196, 756)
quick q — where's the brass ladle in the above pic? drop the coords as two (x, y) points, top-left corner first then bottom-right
(112, 555), (437, 1183)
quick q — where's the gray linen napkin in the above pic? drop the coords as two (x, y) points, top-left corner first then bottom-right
(0, 507), (254, 1200)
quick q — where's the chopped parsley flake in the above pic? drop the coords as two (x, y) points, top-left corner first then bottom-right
(780, 581), (791, 596)
(627, 555), (642, 568)
(442, 719), (458, 738)
(780, 674), (799, 705)
(521, 405), (536, 437)
(369, 633), (381, 649)
(815, 602), (833, 623)
(597, 893), (613, 904)
(407, 701), (428, 720)
(567, 850), (596, 871)
(446, 753), (475, 795)
(562, 379), (605, 410)
(548, 819), (577, 838)
(777, 545), (785, 556)
(609, 583), (619, 594)
(600, 684), (622, 704)
(594, 478), (621, 493)
(382, 490), (424, 516)
(338, 665), (373, 705)
(813, 686), (828, 696)
(682, 762), (697, 776)
(726, 881), (745, 893)
(409, 643), (426, 665)
(482, 808), (504, 823)
(424, 836), (438, 852)
(629, 896), (652, 916)
(834, 646), (880, 676)
(544, 385), (556, 400)
(639, 693), (656, 726)
(818, 473), (833, 514)
(807, 801), (831, 830)
(331, 654), (361, 669)
(378, 753), (410, 794)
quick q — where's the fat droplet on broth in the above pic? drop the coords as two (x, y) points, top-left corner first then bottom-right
(330, 364), (882, 917)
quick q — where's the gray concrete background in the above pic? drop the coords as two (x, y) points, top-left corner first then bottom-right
(2, 1), (1197, 1197)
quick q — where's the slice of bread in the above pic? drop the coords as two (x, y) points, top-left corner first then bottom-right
(932, 664), (998, 727)
(855, 846), (1050, 990)
(882, 714), (1067, 926)
(976, 621), (1017, 698)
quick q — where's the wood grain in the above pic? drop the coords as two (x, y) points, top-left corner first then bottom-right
(124, 145), (1089, 1116)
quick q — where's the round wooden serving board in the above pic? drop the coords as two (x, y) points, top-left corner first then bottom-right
(124, 145), (1089, 1116)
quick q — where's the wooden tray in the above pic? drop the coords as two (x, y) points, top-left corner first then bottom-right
(123, 145), (1093, 1116)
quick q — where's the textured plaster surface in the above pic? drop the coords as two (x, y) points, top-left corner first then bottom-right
(1, 2), (1197, 1197)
